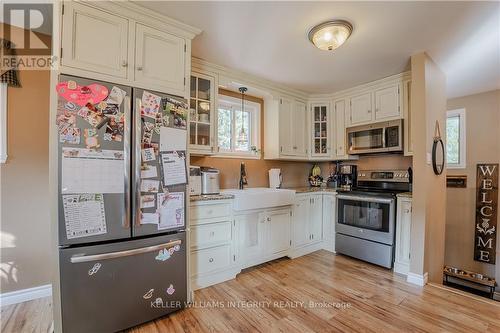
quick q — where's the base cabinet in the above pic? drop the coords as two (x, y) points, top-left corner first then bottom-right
(292, 193), (323, 249)
(322, 193), (337, 252)
(237, 208), (292, 269)
(189, 201), (237, 290)
(394, 196), (412, 275)
(190, 192), (339, 290)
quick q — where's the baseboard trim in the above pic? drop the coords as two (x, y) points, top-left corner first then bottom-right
(0, 284), (52, 307)
(406, 272), (428, 286)
(288, 242), (324, 259)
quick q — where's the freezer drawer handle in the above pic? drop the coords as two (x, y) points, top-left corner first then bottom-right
(70, 240), (182, 264)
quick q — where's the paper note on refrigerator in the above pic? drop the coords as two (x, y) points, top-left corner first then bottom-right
(157, 192), (184, 230)
(62, 194), (107, 239)
(160, 151), (187, 186)
(140, 179), (160, 193)
(61, 148), (124, 193)
(141, 213), (159, 225)
(159, 127), (187, 151)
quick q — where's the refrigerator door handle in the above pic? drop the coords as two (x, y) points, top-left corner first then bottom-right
(70, 239), (182, 263)
(124, 95), (131, 229)
(133, 96), (142, 227)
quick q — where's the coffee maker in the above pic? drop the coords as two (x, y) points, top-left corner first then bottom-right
(338, 164), (357, 191)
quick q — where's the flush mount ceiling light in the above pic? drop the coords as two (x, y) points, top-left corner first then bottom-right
(308, 20), (353, 51)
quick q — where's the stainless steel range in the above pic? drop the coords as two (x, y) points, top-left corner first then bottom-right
(335, 169), (411, 268)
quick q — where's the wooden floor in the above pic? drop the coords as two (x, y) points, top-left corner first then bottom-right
(2, 251), (500, 333)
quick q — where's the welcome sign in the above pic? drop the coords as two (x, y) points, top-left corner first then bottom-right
(474, 164), (498, 264)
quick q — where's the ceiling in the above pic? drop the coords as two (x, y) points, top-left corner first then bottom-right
(136, 1), (500, 98)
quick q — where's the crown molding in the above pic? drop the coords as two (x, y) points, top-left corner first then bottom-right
(309, 71), (412, 101)
(191, 57), (309, 101)
(81, 0), (202, 39)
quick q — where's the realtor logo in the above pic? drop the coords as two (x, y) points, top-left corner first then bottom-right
(1, 2), (56, 70)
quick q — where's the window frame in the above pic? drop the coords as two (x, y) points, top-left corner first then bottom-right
(446, 108), (466, 169)
(215, 94), (261, 159)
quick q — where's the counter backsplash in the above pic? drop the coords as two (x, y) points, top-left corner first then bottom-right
(190, 156), (312, 189)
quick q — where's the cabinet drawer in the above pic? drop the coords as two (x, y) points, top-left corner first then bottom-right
(190, 203), (231, 221)
(190, 245), (231, 276)
(191, 222), (232, 248)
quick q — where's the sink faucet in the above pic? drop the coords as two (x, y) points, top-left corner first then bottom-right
(239, 162), (248, 189)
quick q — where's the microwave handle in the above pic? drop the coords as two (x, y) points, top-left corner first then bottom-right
(382, 126), (386, 148)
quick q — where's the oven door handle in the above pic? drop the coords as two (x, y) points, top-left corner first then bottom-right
(337, 194), (394, 204)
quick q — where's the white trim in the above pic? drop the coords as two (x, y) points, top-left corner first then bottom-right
(0, 83), (8, 163)
(446, 108), (466, 169)
(0, 284), (52, 307)
(192, 57), (309, 101)
(406, 272), (429, 286)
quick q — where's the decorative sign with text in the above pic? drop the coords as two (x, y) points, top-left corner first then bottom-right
(474, 164), (498, 264)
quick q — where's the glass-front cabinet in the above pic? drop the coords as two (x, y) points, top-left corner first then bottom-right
(311, 103), (330, 157)
(189, 73), (215, 153)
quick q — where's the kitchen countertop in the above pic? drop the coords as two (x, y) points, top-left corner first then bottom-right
(286, 187), (339, 194)
(396, 192), (413, 198)
(190, 194), (235, 202)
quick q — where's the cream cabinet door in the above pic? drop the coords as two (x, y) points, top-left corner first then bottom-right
(292, 196), (310, 247)
(293, 101), (308, 157)
(267, 210), (291, 255)
(334, 99), (347, 158)
(135, 24), (186, 94)
(62, 2), (129, 78)
(310, 103), (330, 157)
(349, 93), (373, 125)
(374, 85), (400, 120)
(395, 199), (412, 275)
(236, 212), (266, 268)
(309, 195), (323, 242)
(279, 97), (294, 156)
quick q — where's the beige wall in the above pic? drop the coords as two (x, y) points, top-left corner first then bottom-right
(445, 90), (500, 281)
(409, 53), (447, 283)
(0, 25), (52, 293)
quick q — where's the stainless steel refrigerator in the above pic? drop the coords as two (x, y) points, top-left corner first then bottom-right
(57, 75), (188, 332)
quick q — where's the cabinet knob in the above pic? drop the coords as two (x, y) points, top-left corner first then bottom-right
(267, 217), (271, 222)
(137, 66), (143, 71)
(121, 60), (128, 67)
(208, 258), (214, 263)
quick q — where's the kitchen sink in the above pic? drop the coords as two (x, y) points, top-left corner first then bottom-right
(221, 188), (296, 211)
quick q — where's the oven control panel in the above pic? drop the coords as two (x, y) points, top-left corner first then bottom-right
(357, 170), (410, 182)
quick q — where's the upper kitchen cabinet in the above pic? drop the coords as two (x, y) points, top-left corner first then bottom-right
(278, 97), (294, 156)
(310, 103), (331, 158)
(344, 73), (409, 127)
(276, 97), (308, 159)
(60, 1), (200, 97)
(134, 24), (186, 93)
(189, 72), (215, 154)
(348, 92), (373, 125)
(333, 98), (348, 159)
(293, 101), (308, 157)
(374, 84), (401, 120)
(61, 2), (129, 79)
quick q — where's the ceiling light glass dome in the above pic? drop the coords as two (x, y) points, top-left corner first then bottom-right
(308, 20), (353, 51)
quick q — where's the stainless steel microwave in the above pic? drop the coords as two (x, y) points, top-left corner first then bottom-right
(346, 119), (403, 155)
